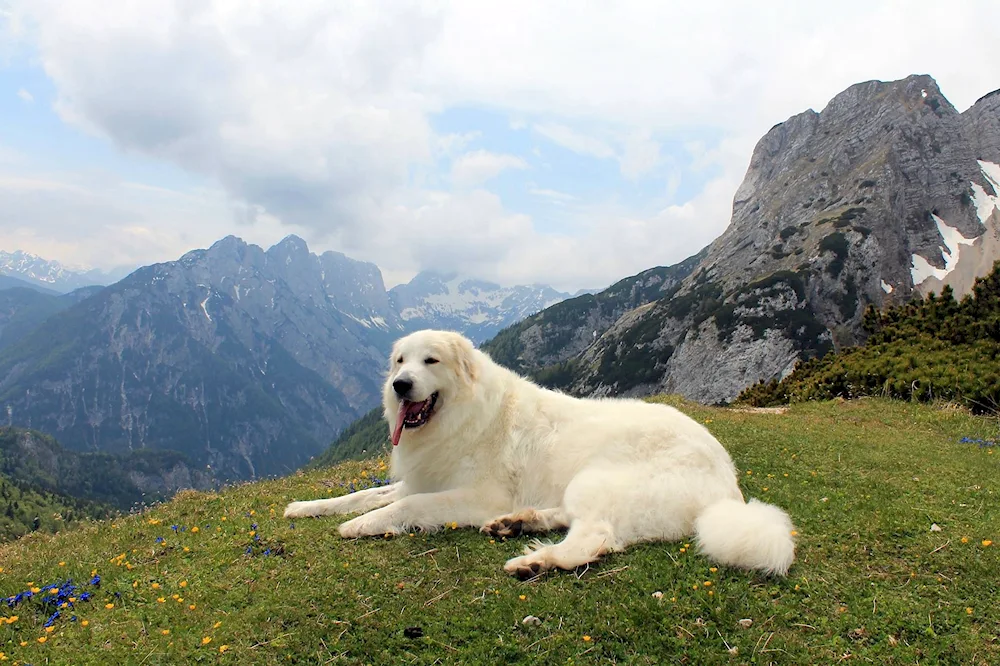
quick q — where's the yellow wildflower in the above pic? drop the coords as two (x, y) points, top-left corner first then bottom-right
(214, 621), (222, 629)
(202, 636), (212, 645)
(45, 626), (54, 633)
(179, 581), (188, 588)
(161, 629), (170, 635)
(191, 526), (199, 533)
(37, 636), (47, 644)
(81, 620), (89, 627)
(105, 603), (114, 610)
(219, 645), (230, 654)
(983, 540), (993, 547)
(582, 635), (592, 642)
(157, 598), (166, 604)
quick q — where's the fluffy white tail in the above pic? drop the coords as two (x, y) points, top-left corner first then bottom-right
(693, 498), (796, 576)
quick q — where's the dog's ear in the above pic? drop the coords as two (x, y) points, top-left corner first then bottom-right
(450, 335), (478, 386)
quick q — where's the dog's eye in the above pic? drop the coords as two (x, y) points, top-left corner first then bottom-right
(396, 356), (404, 364)
(424, 357), (439, 365)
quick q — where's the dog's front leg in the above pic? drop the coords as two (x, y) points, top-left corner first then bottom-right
(284, 483), (402, 518)
(339, 488), (506, 538)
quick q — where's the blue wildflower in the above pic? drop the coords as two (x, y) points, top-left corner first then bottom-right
(155, 536), (165, 544)
(89, 575), (101, 587)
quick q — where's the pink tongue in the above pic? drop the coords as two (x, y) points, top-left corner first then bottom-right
(391, 402), (407, 447)
(391, 400), (426, 447)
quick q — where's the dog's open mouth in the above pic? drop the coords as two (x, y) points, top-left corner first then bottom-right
(391, 392), (439, 446)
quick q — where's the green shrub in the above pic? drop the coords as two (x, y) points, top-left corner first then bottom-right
(738, 262), (1000, 413)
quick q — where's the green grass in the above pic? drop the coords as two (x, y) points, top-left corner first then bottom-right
(1, 398), (998, 664)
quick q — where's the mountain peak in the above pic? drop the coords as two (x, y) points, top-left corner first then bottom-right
(270, 235), (310, 255)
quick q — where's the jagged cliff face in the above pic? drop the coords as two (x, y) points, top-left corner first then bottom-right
(487, 75), (1000, 404)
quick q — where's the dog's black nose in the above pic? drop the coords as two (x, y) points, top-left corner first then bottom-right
(393, 378), (413, 397)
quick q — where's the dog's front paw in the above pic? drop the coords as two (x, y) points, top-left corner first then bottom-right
(284, 501), (317, 519)
(339, 515), (392, 539)
(481, 515), (525, 538)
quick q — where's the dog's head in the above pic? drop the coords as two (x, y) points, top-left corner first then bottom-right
(382, 330), (478, 447)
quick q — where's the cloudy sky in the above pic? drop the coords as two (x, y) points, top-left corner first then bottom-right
(0, 1), (996, 291)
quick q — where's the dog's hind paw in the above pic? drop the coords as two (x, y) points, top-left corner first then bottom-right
(504, 555), (546, 580)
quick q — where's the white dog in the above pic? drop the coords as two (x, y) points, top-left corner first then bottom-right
(285, 330), (796, 578)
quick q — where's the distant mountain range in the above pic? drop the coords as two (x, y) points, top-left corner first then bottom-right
(0, 236), (574, 487)
(389, 272), (571, 343)
(0, 250), (134, 293)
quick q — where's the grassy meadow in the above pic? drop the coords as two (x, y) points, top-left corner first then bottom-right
(1, 397), (997, 665)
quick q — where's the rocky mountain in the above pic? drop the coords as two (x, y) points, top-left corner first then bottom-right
(0, 235), (571, 485)
(0, 274), (59, 295)
(0, 286), (104, 350)
(0, 250), (133, 293)
(389, 272), (572, 343)
(0, 235), (391, 482)
(0, 426), (210, 512)
(483, 75), (1000, 404)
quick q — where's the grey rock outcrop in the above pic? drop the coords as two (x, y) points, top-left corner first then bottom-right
(485, 75), (1000, 405)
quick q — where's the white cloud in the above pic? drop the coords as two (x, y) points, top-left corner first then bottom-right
(533, 123), (615, 160)
(529, 187), (577, 203)
(16, 87), (32, 102)
(0, 169), (299, 271)
(4, 0), (1000, 290)
(450, 149), (527, 187)
(619, 129), (661, 179)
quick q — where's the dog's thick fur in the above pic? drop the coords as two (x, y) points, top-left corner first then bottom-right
(285, 330), (796, 577)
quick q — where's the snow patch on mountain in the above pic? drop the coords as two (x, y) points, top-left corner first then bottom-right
(972, 160), (1000, 224)
(910, 215), (978, 286)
